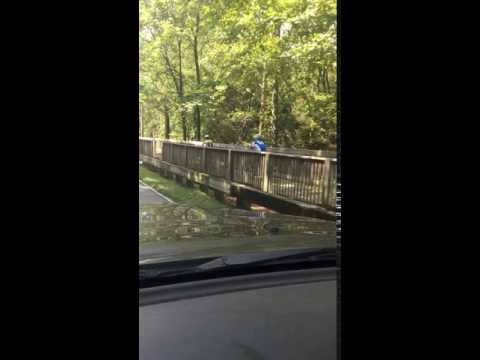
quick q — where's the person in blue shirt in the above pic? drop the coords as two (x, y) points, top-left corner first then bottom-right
(251, 134), (267, 151)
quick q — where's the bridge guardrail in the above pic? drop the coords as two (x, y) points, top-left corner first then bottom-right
(139, 138), (336, 209)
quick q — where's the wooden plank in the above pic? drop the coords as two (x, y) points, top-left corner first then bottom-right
(227, 149), (232, 181)
(322, 159), (331, 205)
(262, 153), (269, 192)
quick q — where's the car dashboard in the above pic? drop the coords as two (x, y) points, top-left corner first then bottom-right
(139, 267), (337, 360)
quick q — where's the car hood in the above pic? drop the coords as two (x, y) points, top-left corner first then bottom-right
(139, 204), (336, 264)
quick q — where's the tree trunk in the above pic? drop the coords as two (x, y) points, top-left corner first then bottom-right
(259, 62), (267, 136)
(177, 39), (187, 141)
(162, 49), (186, 140)
(193, 11), (201, 140)
(321, 66), (327, 92)
(194, 107), (200, 139)
(271, 25), (281, 145)
(163, 104), (170, 139)
(163, 51), (179, 93)
(324, 66), (330, 93)
(271, 79), (279, 145)
(317, 67), (322, 93)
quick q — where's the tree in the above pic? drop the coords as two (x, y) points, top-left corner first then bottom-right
(140, 0), (337, 149)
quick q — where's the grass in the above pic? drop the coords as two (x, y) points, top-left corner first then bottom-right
(139, 165), (229, 210)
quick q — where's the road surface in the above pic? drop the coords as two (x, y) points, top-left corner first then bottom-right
(139, 181), (173, 205)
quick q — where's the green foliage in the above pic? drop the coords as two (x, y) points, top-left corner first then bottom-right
(140, 0), (336, 149)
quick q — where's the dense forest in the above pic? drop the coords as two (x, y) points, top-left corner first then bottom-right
(140, 0), (336, 149)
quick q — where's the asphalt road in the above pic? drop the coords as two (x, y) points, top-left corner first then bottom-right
(139, 181), (172, 205)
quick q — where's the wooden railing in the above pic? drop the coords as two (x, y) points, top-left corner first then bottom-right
(139, 137), (163, 159)
(140, 138), (336, 209)
(139, 137), (154, 158)
(208, 142), (336, 158)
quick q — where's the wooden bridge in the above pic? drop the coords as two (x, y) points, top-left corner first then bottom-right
(139, 138), (337, 219)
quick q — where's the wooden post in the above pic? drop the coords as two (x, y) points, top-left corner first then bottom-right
(202, 146), (207, 173)
(226, 150), (232, 181)
(157, 140), (162, 159)
(184, 144), (188, 167)
(322, 159), (331, 206)
(262, 152), (270, 193)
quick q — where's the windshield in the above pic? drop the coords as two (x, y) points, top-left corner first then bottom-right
(139, 0), (337, 274)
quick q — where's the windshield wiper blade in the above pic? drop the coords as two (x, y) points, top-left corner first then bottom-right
(139, 248), (336, 283)
(197, 247), (336, 270)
